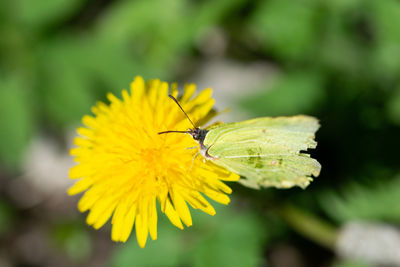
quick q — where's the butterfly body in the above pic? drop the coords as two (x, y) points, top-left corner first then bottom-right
(193, 115), (321, 189)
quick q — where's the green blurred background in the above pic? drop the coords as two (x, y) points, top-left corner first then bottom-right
(1, 0), (400, 266)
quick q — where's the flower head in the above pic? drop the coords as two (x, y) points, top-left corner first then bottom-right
(68, 76), (238, 247)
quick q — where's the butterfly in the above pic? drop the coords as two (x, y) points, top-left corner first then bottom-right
(159, 95), (321, 189)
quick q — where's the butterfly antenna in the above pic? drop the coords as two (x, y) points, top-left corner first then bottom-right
(158, 130), (188, 135)
(168, 95), (196, 128)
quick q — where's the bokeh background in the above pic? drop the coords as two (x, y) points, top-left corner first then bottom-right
(1, 0), (400, 266)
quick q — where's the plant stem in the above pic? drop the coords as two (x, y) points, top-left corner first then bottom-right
(279, 204), (338, 250)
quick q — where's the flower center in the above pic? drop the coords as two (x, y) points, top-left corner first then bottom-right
(141, 147), (162, 164)
(140, 146), (173, 178)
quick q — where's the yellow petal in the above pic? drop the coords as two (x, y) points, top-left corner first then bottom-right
(107, 92), (121, 106)
(69, 164), (92, 179)
(77, 127), (94, 138)
(191, 88), (212, 105)
(86, 197), (117, 228)
(172, 190), (192, 227)
(112, 198), (136, 242)
(73, 137), (92, 148)
(181, 84), (196, 103)
(203, 187), (231, 205)
(130, 76), (145, 102)
(119, 206), (137, 242)
(164, 200), (183, 229)
(135, 198), (149, 248)
(148, 197), (158, 240)
(183, 191), (215, 216)
(67, 178), (93, 195)
(82, 115), (97, 128)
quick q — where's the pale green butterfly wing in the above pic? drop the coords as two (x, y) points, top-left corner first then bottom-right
(203, 115), (321, 189)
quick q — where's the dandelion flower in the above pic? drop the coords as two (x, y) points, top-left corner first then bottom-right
(68, 76), (239, 247)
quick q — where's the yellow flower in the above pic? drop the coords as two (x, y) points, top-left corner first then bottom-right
(68, 76), (239, 247)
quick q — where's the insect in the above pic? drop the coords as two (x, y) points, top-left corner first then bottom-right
(159, 95), (321, 189)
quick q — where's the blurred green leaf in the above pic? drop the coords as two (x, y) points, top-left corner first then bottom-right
(332, 259), (372, 267)
(52, 222), (91, 262)
(96, 0), (186, 45)
(111, 219), (183, 267)
(0, 200), (15, 236)
(38, 38), (95, 127)
(94, 0), (248, 79)
(240, 71), (324, 116)
(0, 77), (34, 169)
(93, 0), (181, 78)
(386, 86), (400, 125)
(42, 65), (93, 127)
(318, 14), (366, 75)
(249, 0), (318, 60)
(13, 0), (84, 30)
(280, 205), (338, 250)
(370, 0), (400, 78)
(190, 209), (265, 267)
(370, 0), (400, 43)
(326, 0), (363, 11)
(319, 175), (400, 223)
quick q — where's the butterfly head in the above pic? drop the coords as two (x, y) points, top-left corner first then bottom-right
(188, 128), (208, 143)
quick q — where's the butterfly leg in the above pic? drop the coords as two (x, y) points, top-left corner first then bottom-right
(185, 146), (198, 150)
(189, 152), (200, 171)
